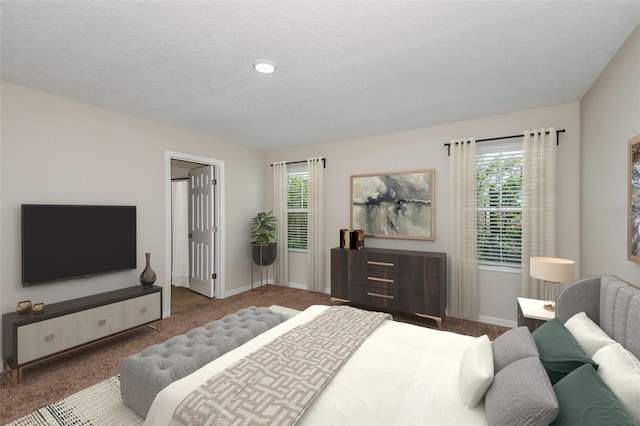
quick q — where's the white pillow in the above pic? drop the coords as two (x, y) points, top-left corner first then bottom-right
(564, 311), (615, 357)
(459, 334), (494, 408)
(592, 343), (640, 424)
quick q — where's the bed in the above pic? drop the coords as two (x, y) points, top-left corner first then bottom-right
(144, 275), (640, 426)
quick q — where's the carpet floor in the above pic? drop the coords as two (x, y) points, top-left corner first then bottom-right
(0, 286), (508, 424)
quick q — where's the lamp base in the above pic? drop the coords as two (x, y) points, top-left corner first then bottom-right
(543, 302), (555, 311)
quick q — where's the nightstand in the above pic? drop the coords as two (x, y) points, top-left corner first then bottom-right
(517, 297), (555, 332)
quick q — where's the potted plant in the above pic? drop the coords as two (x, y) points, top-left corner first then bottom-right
(251, 211), (277, 266)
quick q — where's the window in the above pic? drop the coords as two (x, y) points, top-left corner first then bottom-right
(287, 168), (308, 251)
(477, 144), (523, 265)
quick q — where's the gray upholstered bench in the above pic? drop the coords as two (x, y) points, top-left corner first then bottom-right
(120, 306), (288, 417)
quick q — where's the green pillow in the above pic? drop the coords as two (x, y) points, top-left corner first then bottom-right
(552, 364), (634, 426)
(532, 318), (598, 384)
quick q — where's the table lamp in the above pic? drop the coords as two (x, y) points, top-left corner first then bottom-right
(530, 257), (576, 311)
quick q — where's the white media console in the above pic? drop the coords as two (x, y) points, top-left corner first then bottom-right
(2, 285), (162, 384)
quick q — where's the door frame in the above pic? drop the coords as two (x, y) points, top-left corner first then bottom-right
(164, 151), (225, 318)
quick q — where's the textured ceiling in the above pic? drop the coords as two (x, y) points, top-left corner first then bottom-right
(1, 1), (639, 150)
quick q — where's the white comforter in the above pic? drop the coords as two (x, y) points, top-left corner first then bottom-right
(144, 305), (487, 425)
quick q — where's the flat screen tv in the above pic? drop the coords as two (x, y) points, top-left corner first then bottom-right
(22, 204), (137, 286)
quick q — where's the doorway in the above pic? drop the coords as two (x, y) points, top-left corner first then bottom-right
(164, 151), (225, 318)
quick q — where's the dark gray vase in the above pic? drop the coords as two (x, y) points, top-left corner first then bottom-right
(140, 252), (156, 287)
(252, 243), (277, 267)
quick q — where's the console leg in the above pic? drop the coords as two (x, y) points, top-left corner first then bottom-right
(147, 320), (162, 332)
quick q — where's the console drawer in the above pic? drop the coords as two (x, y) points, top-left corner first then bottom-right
(18, 314), (78, 364)
(77, 302), (124, 344)
(123, 292), (161, 329)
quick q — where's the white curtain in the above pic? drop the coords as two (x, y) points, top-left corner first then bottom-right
(171, 180), (190, 287)
(307, 157), (325, 293)
(448, 138), (479, 320)
(273, 161), (289, 287)
(521, 128), (557, 300)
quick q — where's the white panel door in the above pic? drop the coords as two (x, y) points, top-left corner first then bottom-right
(189, 165), (216, 297)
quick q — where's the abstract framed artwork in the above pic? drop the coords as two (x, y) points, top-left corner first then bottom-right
(351, 169), (435, 240)
(628, 134), (640, 264)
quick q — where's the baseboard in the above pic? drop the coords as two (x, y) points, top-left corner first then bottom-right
(224, 284), (252, 297)
(478, 315), (517, 328)
(287, 281), (307, 290)
(225, 281), (330, 298)
(225, 279), (281, 297)
(285, 282), (331, 294)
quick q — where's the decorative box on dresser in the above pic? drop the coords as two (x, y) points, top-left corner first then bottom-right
(2, 285), (162, 384)
(331, 247), (446, 327)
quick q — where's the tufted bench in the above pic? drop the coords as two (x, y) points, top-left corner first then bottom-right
(120, 306), (288, 417)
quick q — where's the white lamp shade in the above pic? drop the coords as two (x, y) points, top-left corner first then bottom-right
(530, 257), (575, 283)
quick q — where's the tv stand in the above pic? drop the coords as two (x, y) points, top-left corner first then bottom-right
(2, 285), (162, 384)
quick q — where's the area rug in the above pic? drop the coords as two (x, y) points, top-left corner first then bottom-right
(6, 375), (142, 426)
(6, 305), (300, 426)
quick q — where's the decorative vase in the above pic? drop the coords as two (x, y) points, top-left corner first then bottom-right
(33, 303), (45, 314)
(139, 252), (156, 287)
(16, 300), (32, 314)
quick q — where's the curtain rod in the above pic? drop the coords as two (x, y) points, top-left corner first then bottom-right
(270, 158), (326, 168)
(444, 129), (565, 156)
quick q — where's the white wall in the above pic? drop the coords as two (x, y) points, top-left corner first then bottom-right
(265, 102), (581, 325)
(581, 26), (640, 284)
(0, 82), (265, 328)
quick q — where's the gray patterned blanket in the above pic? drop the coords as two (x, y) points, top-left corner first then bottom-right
(169, 305), (391, 426)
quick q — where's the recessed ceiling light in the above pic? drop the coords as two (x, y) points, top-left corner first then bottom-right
(253, 60), (276, 74)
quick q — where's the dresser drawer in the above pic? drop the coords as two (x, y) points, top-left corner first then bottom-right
(331, 266), (349, 300)
(394, 293), (442, 317)
(123, 292), (161, 329)
(18, 314), (78, 364)
(77, 302), (124, 344)
(351, 251), (442, 277)
(331, 248), (350, 268)
(348, 284), (397, 310)
(351, 251), (400, 272)
(349, 269), (440, 297)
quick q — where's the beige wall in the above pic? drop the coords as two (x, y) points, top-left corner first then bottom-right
(265, 102), (581, 325)
(581, 26), (640, 283)
(0, 82), (265, 327)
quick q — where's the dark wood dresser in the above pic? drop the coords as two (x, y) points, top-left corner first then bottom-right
(331, 247), (446, 327)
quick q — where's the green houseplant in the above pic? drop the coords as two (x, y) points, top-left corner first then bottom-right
(251, 211), (277, 266)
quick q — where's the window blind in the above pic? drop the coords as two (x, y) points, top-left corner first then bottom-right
(287, 170), (308, 250)
(477, 148), (523, 265)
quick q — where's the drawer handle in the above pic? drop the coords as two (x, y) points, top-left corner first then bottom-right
(98, 319), (106, 326)
(367, 292), (394, 300)
(367, 261), (394, 267)
(140, 307), (147, 314)
(367, 276), (394, 283)
(45, 334), (54, 342)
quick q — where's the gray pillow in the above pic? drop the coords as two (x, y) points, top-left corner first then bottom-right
(492, 326), (539, 373)
(485, 357), (559, 426)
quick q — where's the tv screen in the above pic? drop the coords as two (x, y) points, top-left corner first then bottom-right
(22, 204), (136, 286)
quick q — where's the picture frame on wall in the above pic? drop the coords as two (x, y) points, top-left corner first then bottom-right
(629, 134), (640, 264)
(351, 169), (435, 240)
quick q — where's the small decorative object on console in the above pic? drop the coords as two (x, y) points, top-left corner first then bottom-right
(139, 252), (157, 287)
(339, 229), (349, 248)
(16, 300), (32, 314)
(32, 303), (45, 314)
(349, 229), (365, 249)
